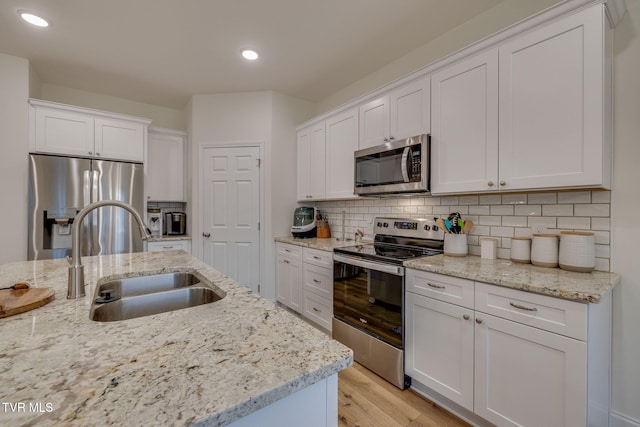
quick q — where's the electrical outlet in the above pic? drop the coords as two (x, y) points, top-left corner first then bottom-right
(531, 224), (548, 234)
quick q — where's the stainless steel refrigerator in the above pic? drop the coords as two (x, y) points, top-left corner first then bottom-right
(28, 154), (144, 261)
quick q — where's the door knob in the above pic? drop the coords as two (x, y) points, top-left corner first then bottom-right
(202, 232), (211, 238)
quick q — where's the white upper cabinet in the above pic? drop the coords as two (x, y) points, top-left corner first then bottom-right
(389, 77), (431, 142)
(29, 99), (150, 162)
(431, 4), (611, 195)
(297, 122), (326, 201)
(325, 108), (358, 199)
(146, 127), (186, 201)
(359, 76), (430, 150)
(431, 50), (499, 194)
(498, 4), (610, 191)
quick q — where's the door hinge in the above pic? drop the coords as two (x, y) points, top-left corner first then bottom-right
(258, 222), (260, 230)
(256, 158), (261, 168)
(257, 284), (261, 293)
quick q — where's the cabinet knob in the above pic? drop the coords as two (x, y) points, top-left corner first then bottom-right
(500, 180), (506, 186)
(96, 152), (101, 156)
(88, 151), (93, 155)
(488, 181), (494, 187)
(283, 259), (290, 264)
(383, 138), (389, 142)
(389, 136), (395, 140)
(202, 232), (211, 238)
(463, 314), (470, 320)
(476, 318), (483, 324)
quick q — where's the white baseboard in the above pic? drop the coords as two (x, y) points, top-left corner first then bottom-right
(611, 411), (640, 427)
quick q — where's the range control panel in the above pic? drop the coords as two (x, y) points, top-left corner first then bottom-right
(373, 217), (444, 241)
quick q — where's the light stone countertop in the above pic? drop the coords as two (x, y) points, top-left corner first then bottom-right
(275, 236), (364, 252)
(404, 254), (620, 303)
(0, 251), (352, 426)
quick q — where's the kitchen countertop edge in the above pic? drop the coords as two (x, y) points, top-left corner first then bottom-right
(404, 254), (620, 304)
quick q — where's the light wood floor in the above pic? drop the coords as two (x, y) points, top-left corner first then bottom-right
(338, 362), (470, 427)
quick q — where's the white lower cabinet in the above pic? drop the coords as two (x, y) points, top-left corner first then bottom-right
(275, 244), (333, 332)
(276, 243), (303, 313)
(406, 269), (610, 427)
(301, 247), (333, 332)
(146, 239), (191, 253)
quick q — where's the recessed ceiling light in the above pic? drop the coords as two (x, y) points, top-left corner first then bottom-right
(18, 10), (49, 27)
(241, 49), (259, 61)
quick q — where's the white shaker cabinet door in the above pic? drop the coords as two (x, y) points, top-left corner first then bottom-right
(431, 49), (499, 194)
(308, 122), (326, 200)
(498, 5), (609, 190)
(359, 95), (389, 150)
(95, 117), (145, 162)
(474, 313), (587, 427)
(275, 252), (303, 314)
(325, 108), (358, 199)
(147, 129), (185, 201)
(33, 107), (94, 157)
(389, 77), (431, 141)
(296, 127), (311, 201)
(405, 292), (474, 411)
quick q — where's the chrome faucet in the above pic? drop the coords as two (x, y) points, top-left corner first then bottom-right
(67, 200), (153, 299)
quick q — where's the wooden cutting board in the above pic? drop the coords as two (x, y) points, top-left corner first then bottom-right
(0, 285), (55, 318)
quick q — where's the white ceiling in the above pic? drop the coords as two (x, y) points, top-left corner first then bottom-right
(0, 0), (505, 109)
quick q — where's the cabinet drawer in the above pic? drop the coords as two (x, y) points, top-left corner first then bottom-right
(303, 247), (333, 268)
(475, 282), (587, 340)
(303, 292), (333, 332)
(303, 263), (333, 300)
(406, 269), (474, 309)
(276, 243), (302, 259)
(147, 240), (191, 253)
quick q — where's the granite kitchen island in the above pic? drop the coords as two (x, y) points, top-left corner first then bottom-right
(0, 251), (352, 426)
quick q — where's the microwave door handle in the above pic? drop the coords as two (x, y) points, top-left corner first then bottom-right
(401, 147), (410, 183)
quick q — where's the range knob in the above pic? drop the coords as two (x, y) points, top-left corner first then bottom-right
(424, 225), (431, 231)
(383, 222), (389, 228)
(433, 225), (439, 231)
(377, 222), (382, 227)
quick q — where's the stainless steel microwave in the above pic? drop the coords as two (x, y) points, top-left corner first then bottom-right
(354, 134), (430, 195)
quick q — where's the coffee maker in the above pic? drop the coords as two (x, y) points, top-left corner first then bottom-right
(165, 212), (187, 235)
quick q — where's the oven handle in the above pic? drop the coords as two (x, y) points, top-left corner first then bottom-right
(333, 254), (405, 277)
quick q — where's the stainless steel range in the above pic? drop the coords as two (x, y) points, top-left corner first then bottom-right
(332, 217), (444, 389)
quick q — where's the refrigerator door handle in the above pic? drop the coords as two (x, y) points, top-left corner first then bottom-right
(83, 170), (91, 208)
(92, 170), (100, 203)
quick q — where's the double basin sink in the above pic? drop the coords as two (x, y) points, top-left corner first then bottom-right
(90, 271), (224, 322)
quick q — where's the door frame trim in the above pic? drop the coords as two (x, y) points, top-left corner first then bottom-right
(197, 141), (265, 295)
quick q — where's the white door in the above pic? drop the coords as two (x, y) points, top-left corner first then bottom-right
(202, 146), (261, 293)
(474, 313), (587, 427)
(498, 5), (606, 190)
(431, 49), (499, 194)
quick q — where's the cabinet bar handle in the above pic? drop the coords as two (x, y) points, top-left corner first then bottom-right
(313, 307), (321, 313)
(463, 314), (470, 320)
(162, 246), (173, 249)
(313, 279), (321, 283)
(427, 283), (445, 289)
(313, 256), (322, 260)
(509, 302), (537, 312)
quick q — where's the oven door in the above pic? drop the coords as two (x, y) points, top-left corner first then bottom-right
(333, 254), (404, 348)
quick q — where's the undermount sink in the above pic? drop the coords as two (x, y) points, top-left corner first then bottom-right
(90, 272), (224, 322)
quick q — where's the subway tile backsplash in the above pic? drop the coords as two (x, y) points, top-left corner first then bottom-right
(315, 190), (611, 272)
